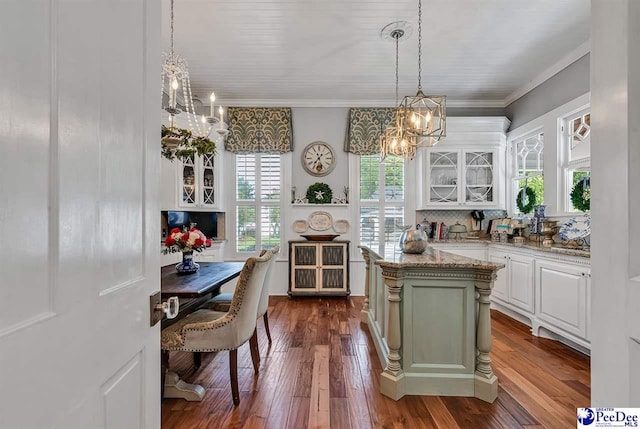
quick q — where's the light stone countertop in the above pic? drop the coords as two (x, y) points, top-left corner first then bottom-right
(375, 247), (505, 271)
(430, 238), (590, 258)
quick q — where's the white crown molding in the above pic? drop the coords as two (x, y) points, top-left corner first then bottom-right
(210, 98), (506, 109)
(502, 40), (591, 107)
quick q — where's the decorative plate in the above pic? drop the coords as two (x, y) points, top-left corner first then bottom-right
(300, 234), (339, 241)
(333, 219), (350, 234)
(559, 215), (591, 241)
(308, 211), (333, 231)
(293, 220), (309, 233)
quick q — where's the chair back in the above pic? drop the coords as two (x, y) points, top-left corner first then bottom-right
(226, 250), (273, 346)
(257, 246), (279, 318)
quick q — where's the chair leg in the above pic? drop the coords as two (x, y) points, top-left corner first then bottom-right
(249, 327), (260, 373)
(229, 349), (240, 406)
(193, 352), (202, 369)
(263, 312), (272, 344)
(161, 350), (170, 400)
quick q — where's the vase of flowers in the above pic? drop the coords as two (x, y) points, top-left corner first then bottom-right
(163, 226), (212, 274)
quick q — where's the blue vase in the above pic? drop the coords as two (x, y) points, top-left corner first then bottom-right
(533, 205), (546, 219)
(176, 250), (199, 274)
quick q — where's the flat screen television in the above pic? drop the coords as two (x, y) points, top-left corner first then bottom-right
(162, 210), (219, 239)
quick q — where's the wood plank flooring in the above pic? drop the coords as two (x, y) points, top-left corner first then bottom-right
(161, 297), (590, 429)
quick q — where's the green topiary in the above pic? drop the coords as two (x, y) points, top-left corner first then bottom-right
(161, 125), (216, 161)
(516, 186), (537, 214)
(306, 182), (333, 204)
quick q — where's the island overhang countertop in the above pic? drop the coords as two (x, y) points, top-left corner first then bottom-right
(374, 246), (505, 271)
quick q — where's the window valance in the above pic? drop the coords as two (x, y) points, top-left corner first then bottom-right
(225, 107), (293, 154)
(344, 108), (395, 155)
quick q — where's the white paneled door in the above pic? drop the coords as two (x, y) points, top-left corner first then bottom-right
(0, 1), (161, 428)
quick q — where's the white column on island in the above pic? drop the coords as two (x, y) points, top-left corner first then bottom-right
(379, 275), (405, 400)
(474, 270), (498, 402)
(359, 247), (371, 323)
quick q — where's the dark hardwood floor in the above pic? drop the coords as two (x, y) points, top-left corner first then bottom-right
(161, 297), (590, 429)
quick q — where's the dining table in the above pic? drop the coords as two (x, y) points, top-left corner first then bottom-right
(161, 261), (244, 400)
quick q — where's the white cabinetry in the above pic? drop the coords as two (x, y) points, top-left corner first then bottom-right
(488, 249), (534, 314)
(426, 149), (498, 208)
(534, 259), (590, 346)
(178, 153), (220, 209)
(417, 117), (509, 210)
(429, 243), (487, 261)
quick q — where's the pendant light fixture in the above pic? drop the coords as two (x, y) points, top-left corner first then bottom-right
(398, 0), (446, 147)
(161, 0), (221, 141)
(379, 22), (417, 160)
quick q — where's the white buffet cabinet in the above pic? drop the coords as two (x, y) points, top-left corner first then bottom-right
(429, 241), (591, 354)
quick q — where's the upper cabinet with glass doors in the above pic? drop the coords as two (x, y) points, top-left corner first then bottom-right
(177, 153), (221, 209)
(418, 117), (510, 210)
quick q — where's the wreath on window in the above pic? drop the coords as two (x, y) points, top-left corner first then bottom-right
(306, 182), (333, 204)
(570, 177), (590, 212)
(516, 186), (537, 214)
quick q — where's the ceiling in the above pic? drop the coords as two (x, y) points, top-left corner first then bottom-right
(162, 0), (590, 107)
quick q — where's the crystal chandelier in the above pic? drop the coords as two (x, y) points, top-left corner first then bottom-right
(380, 24), (417, 160)
(398, 0), (446, 147)
(161, 0), (225, 143)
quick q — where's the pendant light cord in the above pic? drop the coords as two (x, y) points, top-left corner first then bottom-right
(170, 0), (175, 55)
(417, 0), (422, 91)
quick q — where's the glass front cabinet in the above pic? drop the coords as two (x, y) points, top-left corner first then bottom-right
(177, 153), (220, 209)
(288, 241), (350, 297)
(422, 149), (502, 209)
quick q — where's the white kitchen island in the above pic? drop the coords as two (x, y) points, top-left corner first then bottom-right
(359, 245), (504, 403)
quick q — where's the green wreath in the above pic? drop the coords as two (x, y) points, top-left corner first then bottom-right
(570, 177), (590, 212)
(306, 182), (333, 204)
(516, 186), (537, 214)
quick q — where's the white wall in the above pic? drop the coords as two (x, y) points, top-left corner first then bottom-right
(590, 0), (640, 407)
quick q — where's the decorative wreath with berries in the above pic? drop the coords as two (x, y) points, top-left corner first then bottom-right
(516, 186), (537, 214)
(570, 177), (590, 212)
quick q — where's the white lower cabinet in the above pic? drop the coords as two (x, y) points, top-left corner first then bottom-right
(534, 259), (590, 344)
(429, 243), (487, 261)
(488, 250), (534, 313)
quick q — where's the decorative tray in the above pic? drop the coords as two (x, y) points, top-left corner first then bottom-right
(558, 215), (591, 240)
(308, 211), (333, 231)
(300, 234), (339, 241)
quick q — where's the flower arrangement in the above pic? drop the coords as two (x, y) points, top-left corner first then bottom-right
(163, 226), (212, 254)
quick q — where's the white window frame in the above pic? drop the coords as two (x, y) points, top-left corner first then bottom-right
(355, 154), (406, 259)
(510, 129), (544, 215)
(231, 153), (284, 259)
(560, 106), (591, 213)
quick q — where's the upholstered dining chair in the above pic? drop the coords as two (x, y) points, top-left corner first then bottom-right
(161, 249), (274, 405)
(205, 246), (279, 344)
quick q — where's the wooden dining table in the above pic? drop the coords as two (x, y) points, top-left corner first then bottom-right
(161, 261), (244, 401)
(161, 261), (244, 329)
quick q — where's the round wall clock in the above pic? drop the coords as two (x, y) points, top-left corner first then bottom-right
(301, 141), (336, 176)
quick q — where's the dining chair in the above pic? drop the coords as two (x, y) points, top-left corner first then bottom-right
(161, 249), (274, 405)
(205, 246), (279, 344)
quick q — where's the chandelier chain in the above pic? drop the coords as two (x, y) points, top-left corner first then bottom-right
(417, 0), (422, 91)
(395, 34), (399, 105)
(170, 0), (175, 55)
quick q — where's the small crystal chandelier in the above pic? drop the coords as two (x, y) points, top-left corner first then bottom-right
(380, 24), (417, 160)
(398, 0), (446, 147)
(161, 0), (223, 142)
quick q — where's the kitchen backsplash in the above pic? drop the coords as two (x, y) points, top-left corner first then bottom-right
(417, 209), (507, 234)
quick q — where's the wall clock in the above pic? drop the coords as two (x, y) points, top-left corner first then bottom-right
(301, 141), (336, 176)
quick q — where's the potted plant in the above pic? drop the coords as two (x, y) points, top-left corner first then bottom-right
(161, 125), (217, 161)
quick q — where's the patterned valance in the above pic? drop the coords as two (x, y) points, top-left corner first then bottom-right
(344, 108), (396, 155)
(225, 107), (293, 154)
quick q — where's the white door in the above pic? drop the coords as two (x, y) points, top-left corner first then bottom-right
(0, 1), (161, 428)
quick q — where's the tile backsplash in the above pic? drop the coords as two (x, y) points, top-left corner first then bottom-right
(416, 209), (508, 235)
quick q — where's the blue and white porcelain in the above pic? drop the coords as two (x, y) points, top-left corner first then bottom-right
(176, 251), (200, 274)
(559, 215), (591, 241)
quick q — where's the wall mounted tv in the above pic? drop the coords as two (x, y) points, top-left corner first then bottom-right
(161, 211), (219, 239)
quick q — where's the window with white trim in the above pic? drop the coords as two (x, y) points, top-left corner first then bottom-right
(359, 155), (404, 259)
(561, 109), (591, 212)
(235, 154), (281, 253)
(512, 131), (544, 214)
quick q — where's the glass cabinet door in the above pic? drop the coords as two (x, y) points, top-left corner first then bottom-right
(429, 151), (459, 204)
(464, 151), (494, 204)
(201, 153), (215, 206)
(180, 155), (197, 206)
